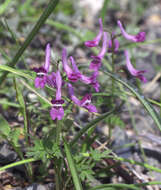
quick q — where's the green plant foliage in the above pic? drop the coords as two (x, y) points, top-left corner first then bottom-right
(105, 114), (125, 128)
(90, 148), (112, 161)
(0, 114), (11, 138)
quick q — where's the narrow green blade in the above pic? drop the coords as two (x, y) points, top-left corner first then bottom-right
(102, 70), (161, 131)
(64, 139), (83, 190)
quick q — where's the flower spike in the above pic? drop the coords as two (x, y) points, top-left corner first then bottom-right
(124, 50), (147, 83)
(85, 18), (103, 47)
(50, 71), (64, 120)
(33, 43), (51, 88)
(90, 32), (108, 71)
(117, 20), (146, 42)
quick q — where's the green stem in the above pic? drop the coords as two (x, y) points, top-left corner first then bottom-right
(111, 41), (115, 104)
(110, 155), (161, 173)
(0, 158), (37, 172)
(89, 181), (161, 190)
(56, 120), (62, 145)
(53, 159), (62, 190)
(0, 0), (59, 85)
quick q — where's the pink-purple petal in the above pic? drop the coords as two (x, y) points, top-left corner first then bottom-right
(55, 70), (62, 100)
(50, 107), (64, 120)
(124, 50), (147, 83)
(44, 43), (51, 72)
(84, 18), (103, 47)
(34, 76), (47, 88)
(62, 48), (73, 76)
(117, 20), (146, 42)
(68, 83), (81, 106)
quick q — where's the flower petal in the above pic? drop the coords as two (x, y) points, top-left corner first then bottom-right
(84, 18), (103, 47)
(34, 76), (47, 88)
(124, 50), (147, 83)
(55, 70), (62, 100)
(98, 32), (108, 58)
(108, 33), (120, 53)
(68, 83), (81, 106)
(50, 107), (64, 120)
(44, 43), (51, 72)
(117, 20), (146, 42)
(62, 48), (73, 76)
(46, 72), (56, 88)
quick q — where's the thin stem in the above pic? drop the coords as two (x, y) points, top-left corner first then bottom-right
(53, 159), (62, 190)
(56, 120), (62, 145)
(108, 36), (116, 143)
(111, 37), (115, 104)
(0, 158), (37, 172)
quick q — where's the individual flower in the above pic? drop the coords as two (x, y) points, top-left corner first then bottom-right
(50, 71), (64, 120)
(90, 32), (108, 70)
(85, 18), (103, 47)
(124, 50), (147, 83)
(68, 83), (97, 113)
(117, 20), (146, 42)
(62, 48), (81, 82)
(46, 72), (56, 88)
(108, 33), (119, 53)
(33, 43), (51, 88)
(81, 71), (100, 92)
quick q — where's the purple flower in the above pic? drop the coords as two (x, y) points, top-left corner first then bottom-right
(81, 71), (100, 92)
(124, 50), (147, 83)
(117, 20), (146, 42)
(62, 48), (81, 82)
(90, 32), (108, 70)
(85, 18), (103, 47)
(108, 33), (119, 53)
(68, 83), (97, 113)
(33, 43), (51, 88)
(50, 71), (64, 120)
(46, 72), (56, 88)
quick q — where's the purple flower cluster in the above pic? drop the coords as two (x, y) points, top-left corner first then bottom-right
(117, 20), (147, 83)
(33, 18), (147, 120)
(33, 44), (99, 120)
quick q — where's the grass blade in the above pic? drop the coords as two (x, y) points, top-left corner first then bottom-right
(70, 109), (115, 147)
(13, 78), (29, 144)
(88, 183), (141, 190)
(102, 70), (161, 131)
(0, 158), (37, 172)
(64, 139), (83, 190)
(0, 114), (11, 137)
(0, 0), (59, 84)
(88, 182), (161, 190)
(0, 64), (34, 80)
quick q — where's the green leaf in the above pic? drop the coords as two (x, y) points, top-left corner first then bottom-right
(0, 0), (12, 15)
(105, 115), (125, 128)
(102, 70), (161, 132)
(0, 158), (37, 172)
(0, 114), (11, 137)
(88, 183), (141, 190)
(0, 64), (33, 80)
(90, 149), (112, 161)
(9, 128), (21, 147)
(13, 78), (29, 144)
(64, 139), (83, 190)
